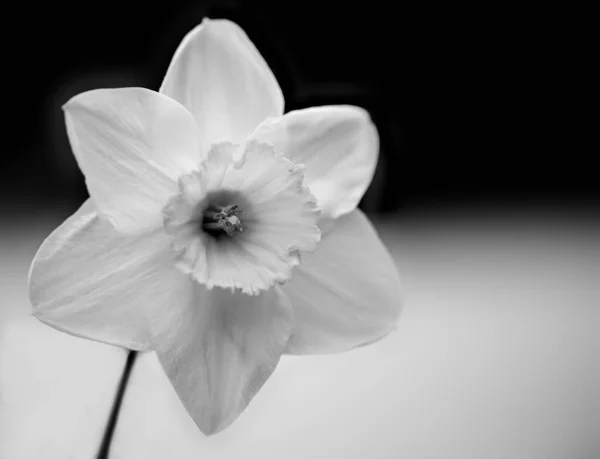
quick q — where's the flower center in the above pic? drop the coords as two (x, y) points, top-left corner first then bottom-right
(162, 140), (321, 295)
(202, 203), (243, 237)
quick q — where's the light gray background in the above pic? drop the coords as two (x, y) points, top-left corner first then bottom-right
(1, 209), (598, 459)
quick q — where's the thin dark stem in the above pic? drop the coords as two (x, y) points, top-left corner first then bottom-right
(96, 350), (138, 459)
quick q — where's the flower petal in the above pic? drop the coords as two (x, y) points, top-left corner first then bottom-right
(28, 199), (194, 351)
(158, 286), (293, 435)
(64, 87), (202, 233)
(160, 18), (284, 145)
(282, 209), (402, 354)
(252, 105), (379, 219)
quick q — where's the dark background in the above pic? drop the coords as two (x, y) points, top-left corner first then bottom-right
(2, 0), (595, 214)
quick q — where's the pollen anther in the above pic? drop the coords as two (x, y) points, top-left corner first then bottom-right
(203, 204), (243, 236)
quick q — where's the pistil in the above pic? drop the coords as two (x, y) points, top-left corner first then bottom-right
(202, 204), (243, 237)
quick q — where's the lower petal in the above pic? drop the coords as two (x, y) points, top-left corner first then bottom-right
(282, 209), (402, 354)
(158, 286), (293, 435)
(28, 199), (193, 351)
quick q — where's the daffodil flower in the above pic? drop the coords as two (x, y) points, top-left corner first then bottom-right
(28, 18), (402, 435)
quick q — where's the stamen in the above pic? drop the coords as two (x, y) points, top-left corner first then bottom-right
(202, 203), (243, 237)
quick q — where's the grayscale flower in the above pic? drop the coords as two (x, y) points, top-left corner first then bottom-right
(28, 18), (402, 435)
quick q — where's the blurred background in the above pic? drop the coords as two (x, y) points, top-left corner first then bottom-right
(1, 1), (598, 458)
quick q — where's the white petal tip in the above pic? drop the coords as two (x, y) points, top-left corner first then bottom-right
(61, 90), (96, 112)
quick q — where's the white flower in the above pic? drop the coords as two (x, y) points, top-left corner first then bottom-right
(28, 18), (402, 435)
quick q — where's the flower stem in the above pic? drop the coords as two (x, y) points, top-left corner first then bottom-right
(96, 350), (138, 459)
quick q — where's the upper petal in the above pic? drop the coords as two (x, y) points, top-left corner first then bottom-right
(282, 209), (402, 354)
(29, 199), (194, 351)
(251, 105), (379, 219)
(64, 87), (202, 234)
(158, 285), (293, 435)
(160, 18), (284, 145)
